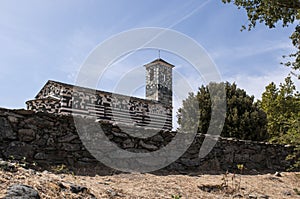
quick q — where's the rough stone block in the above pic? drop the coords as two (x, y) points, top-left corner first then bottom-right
(7, 116), (18, 123)
(151, 134), (164, 142)
(58, 134), (78, 143)
(0, 117), (16, 140)
(122, 139), (135, 148)
(61, 143), (81, 151)
(18, 129), (36, 142)
(34, 152), (46, 160)
(4, 141), (34, 160)
(4, 184), (40, 199)
(139, 140), (158, 150)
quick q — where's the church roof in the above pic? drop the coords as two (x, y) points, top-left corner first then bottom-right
(34, 80), (162, 104)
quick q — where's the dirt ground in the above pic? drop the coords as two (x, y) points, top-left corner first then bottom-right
(0, 164), (299, 199)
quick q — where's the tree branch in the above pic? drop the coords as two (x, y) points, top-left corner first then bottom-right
(274, 0), (300, 9)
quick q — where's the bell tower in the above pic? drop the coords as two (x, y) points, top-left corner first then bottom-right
(145, 58), (174, 107)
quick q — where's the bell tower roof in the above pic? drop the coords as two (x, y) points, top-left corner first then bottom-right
(144, 58), (175, 68)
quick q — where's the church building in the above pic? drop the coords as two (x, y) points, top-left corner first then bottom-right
(26, 58), (174, 130)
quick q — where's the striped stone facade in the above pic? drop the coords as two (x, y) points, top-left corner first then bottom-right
(26, 59), (174, 130)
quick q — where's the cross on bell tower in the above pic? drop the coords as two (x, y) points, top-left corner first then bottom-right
(144, 58), (174, 107)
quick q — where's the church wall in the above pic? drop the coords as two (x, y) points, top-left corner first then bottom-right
(26, 98), (60, 114)
(26, 81), (172, 130)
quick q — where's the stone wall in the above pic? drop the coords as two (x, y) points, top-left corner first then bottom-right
(0, 108), (296, 174)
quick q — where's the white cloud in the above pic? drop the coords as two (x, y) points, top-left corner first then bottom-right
(225, 66), (300, 100)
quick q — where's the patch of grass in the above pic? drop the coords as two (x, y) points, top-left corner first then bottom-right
(199, 165), (245, 196)
(294, 188), (300, 195)
(0, 161), (17, 172)
(51, 164), (71, 174)
(171, 194), (182, 199)
(0, 156), (38, 172)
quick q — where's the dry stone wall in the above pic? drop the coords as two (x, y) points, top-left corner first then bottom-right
(0, 108), (296, 173)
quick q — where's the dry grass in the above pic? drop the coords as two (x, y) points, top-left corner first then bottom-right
(0, 164), (299, 199)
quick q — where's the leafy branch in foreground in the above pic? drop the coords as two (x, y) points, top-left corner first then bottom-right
(222, 0), (300, 78)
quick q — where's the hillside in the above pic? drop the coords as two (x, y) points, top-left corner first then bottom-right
(0, 161), (299, 199)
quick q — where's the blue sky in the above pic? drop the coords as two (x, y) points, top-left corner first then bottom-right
(1, 0), (299, 111)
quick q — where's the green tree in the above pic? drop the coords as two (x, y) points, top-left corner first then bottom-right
(222, 0), (300, 78)
(260, 76), (300, 169)
(177, 82), (268, 141)
(261, 76), (300, 143)
(260, 82), (279, 139)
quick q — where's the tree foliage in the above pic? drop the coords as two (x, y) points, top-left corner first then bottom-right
(286, 25), (300, 76)
(222, 0), (300, 78)
(260, 75), (300, 143)
(260, 76), (300, 169)
(177, 82), (268, 141)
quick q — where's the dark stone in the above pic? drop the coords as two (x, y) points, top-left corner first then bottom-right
(179, 158), (200, 167)
(0, 117), (16, 140)
(259, 195), (269, 199)
(233, 193), (243, 198)
(111, 131), (128, 138)
(79, 157), (97, 163)
(4, 184), (40, 199)
(46, 137), (55, 146)
(123, 139), (135, 148)
(18, 129), (36, 142)
(0, 159), (18, 172)
(186, 145), (201, 155)
(7, 116), (18, 123)
(14, 109), (34, 115)
(139, 140), (158, 150)
(248, 193), (258, 199)
(151, 134), (164, 142)
(198, 184), (221, 193)
(199, 157), (221, 171)
(33, 138), (47, 147)
(57, 182), (67, 190)
(61, 143), (81, 151)
(43, 151), (68, 161)
(112, 127), (121, 133)
(4, 141), (34, 160)
(58, 134), (78, 143)
(70, 184), (88, 194)
(167, 162), (186, 171)
(250, 154), (265, 163)
(34, 153), (46, 160)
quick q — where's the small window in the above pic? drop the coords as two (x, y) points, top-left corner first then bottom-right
(150, 69), (154, 81)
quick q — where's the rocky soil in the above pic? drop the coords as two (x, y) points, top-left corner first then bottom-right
(0, 160), (299, 199)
